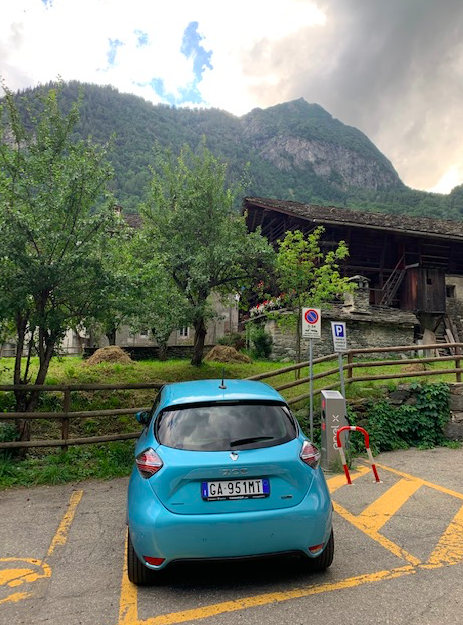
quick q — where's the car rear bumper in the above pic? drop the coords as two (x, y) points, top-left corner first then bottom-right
(127, 470), (332, 569)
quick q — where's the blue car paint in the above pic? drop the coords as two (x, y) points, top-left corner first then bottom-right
(127, 380), (333, 569)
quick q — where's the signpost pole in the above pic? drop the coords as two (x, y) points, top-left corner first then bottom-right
(309, 338), (314, 441)
(302, 307), (321, 443)
(338, 352), (346, 398)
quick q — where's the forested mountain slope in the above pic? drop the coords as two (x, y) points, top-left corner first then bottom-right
(10, 81), (463, 220)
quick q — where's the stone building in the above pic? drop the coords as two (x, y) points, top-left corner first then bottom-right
(244, 197), (463, 356)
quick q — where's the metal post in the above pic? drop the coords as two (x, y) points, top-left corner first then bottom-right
(338, 352), (346, 398)
(309, 338), (314, 441)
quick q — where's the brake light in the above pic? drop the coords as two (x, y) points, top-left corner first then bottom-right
(300, 441), (320, 469)
(136, 448), (163, 478)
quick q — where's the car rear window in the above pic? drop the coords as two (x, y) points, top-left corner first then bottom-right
(156, 401), (297, 451)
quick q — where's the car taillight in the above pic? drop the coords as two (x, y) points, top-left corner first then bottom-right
(300, 441), (320, 469)
(136, 448), (163, 478)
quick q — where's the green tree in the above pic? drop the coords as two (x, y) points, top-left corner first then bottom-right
(142, 145), (275, 365)
(128, 233), (188, 360)
(274, 228), (352, 363)
(0, 82), (117, 441)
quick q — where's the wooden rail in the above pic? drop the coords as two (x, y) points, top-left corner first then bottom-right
(1, 343), (462, 450)
(0, 382), (162, 450)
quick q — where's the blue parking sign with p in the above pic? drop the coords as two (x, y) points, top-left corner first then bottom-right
(331, 321), (347, 351)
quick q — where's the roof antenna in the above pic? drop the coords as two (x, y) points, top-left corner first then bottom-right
(219, 368), (227, 389)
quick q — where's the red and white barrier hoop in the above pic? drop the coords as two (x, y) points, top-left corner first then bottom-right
(336, 425), (380, 485)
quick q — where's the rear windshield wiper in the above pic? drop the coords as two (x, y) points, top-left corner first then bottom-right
(229, 436), (274, 447)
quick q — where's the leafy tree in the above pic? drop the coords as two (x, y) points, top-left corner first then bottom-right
(91, 224), (139, 345)
(0, 82), (117, 441)
(273, 228), (352, 363)
(142, 144), (275, 365)
(128, 234), (188, 360)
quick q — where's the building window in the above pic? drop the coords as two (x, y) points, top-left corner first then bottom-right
(139, 328), (149, 338)
(179, 327), (190, 339)
(446, 285), (456, 298)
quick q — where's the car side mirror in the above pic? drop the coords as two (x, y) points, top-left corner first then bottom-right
(135, 411), (150, 425)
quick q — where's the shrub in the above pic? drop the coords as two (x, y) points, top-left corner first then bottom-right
(349, 383), (450, 453)
(250, 326), (273, 359)
(217, 332), (245, 351)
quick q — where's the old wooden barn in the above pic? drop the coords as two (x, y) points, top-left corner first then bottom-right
(244, 196), (463, 347)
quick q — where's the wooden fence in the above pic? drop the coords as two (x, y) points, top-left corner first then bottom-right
(0, 382), (162, 450)
(1, 342), (462, 450)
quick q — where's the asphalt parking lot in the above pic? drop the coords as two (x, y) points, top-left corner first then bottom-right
(1, 446), (462, 625)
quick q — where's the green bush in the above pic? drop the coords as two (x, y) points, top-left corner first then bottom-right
(250, 327), (273, 359)
(349, 383), (450, 453)
(217, 332), (245, 350)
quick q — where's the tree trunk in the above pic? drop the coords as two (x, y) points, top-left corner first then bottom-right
(191, 317), (207, 366)
(158, 342), (168, 361)
(106, 326), (117, 345)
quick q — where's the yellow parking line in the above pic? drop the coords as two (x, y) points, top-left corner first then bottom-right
(47, 490), (83, 557)
(327, 465), (370, 494)
(424, 503), (463, 569)
(133, 566), (417, 625)
(119, 533), (138, 625)
(374, 463), (463, 501)
(356, 478), (423, 532)
(333, 501), (421, 566)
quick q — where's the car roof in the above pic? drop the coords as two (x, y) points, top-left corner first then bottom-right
(158, 379), (286, 411)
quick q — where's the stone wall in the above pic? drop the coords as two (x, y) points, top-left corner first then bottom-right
(447, 384), (463, 440)
(350, 383), (463, 441)
(262, 305), (417, 360)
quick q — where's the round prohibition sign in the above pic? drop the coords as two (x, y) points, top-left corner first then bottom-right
(304, 309), (319, 324)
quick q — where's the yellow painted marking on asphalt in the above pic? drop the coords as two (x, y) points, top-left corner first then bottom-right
(424, 503), (463, 568)
(0, 558), (51, 607)
(356, 478), (423, 532)
(0, 591), (32, 605)
(373, 462), (463, 501)
(132, 566), (417, 625)
(119, 533), (138, 625)
(326, 465), (370, 494)
(47, 489), (83, 556)
(332, 500), (421, 565)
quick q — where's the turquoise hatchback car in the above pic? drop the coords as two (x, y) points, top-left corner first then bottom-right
(126, 379), (333, 584)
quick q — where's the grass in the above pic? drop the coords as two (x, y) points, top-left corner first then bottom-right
(0, 353), (461, 489)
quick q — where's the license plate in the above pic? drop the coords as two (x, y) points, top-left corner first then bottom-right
(201, 479), (270, 500)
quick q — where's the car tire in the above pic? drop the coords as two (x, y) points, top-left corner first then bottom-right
(305, 529), (334, 572)
(127, 529), (159, 585)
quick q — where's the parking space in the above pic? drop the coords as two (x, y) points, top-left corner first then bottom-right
(1, 447), (462, 625)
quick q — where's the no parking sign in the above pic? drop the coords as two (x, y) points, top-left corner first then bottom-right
(302, 307), (321, 339)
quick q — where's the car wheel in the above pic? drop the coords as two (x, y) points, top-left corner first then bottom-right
(127, 530), (159, 585)
(305, 529), (334, 572)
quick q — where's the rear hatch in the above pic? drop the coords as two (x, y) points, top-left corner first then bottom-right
(150, 441), (314, 514)
(148, 401), (315, 515)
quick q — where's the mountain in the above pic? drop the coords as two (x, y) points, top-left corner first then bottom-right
(8, 82), (463, 220)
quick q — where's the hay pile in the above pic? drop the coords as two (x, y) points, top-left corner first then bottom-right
(205, 345), (251, 364)
(401, 362), (427, 373)
(86, 346), (133, 365)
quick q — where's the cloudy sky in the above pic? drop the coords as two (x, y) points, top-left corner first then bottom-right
(1, 0), (463, 193)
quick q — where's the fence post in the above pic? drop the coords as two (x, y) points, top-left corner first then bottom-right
(455, 349), (462, 383)
(61, 388), (71, 451)
(347, 352), (354, 381)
